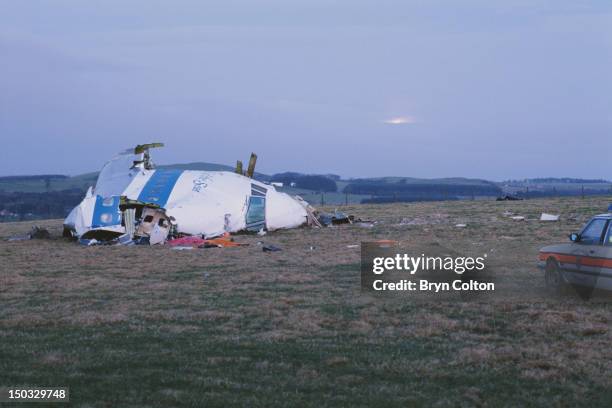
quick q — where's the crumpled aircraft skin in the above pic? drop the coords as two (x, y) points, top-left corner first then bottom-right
(64, 145), (310, 239)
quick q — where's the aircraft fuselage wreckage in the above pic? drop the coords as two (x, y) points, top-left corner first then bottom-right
(64, 143), (319, 244)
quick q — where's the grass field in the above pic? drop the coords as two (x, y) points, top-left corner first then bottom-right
(1, 197), (611, 407)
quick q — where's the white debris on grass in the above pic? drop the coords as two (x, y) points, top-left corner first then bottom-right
(540, 213), (560, 221)
(397, 213), (450, 226)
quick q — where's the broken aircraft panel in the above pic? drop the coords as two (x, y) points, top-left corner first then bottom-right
(63, 144), (312, 242)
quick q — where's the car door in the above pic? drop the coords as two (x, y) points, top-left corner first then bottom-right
(595, 221), (612, 291)
(568, 218), (609, 288)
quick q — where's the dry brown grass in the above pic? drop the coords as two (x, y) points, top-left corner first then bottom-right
(1, 196), (612, 406)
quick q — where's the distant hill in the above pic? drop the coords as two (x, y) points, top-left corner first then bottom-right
(504, 177), (611, 184)
(342, 177), (502, 203)
(0, 173), (98, 193)
(0, 175), (68, 181)
(345, 176), (496, 186)
(500, 177), (612, 197)
(271, 172), (338, 192)
(0, 162), (270, 193)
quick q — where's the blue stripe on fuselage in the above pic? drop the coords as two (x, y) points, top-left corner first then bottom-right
(91, 195), (122, 228)
(137, 169), (183, 208)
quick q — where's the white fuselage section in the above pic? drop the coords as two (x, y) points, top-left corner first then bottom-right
(64, 150), (309, 238)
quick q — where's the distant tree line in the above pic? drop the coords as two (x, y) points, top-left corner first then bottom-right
(343, 180), (502, 197)
(505, 178), (610, 184)
(515, 189), (612, 199)
(271, 172), (338, 192)
(362, 195), (460, 204)
(0, 175), (68, 182)
(0, 189), (85, 221)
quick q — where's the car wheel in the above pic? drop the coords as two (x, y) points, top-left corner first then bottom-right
(545, 259), (565, 293)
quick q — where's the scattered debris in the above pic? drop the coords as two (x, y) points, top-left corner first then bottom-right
(7, 226), (51, 241)
(202, 233), (248, 248)
(200, 242), (221, 248)
(397, 213), (449, 226)
(29, 226), (51, 239)
(318, 210), (354, 226)
(346, 244), (359, 249)
(167, 236), (207, 248)
(497, 195), (523, 201)
(455, 224), (467, 228)
(134, 236), (150, 245)
(540, 213), (560, 222)
(262, 244), (282, 252)
(116, 233), (134, 246)
(398, 218), (419, 226)
(79, 238), (99, 246)
(167, 233), (248, 249)
(7, 234), (30, 242)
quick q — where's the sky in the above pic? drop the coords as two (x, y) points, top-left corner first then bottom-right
(0, 0), (611, 180)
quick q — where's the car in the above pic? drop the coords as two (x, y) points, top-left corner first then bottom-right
(538, 213), (612, 294)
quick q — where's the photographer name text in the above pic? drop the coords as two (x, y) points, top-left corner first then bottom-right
(372, 279), (494, 291)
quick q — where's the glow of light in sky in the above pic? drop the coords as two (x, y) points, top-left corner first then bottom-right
(382, 116), (417, 125)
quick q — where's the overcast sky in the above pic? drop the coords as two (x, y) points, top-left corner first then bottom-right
(0, 1), (611, 180)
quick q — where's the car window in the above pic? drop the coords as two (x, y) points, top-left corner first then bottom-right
(605, 222), (612, 246)
(580, 218), (608, 245)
